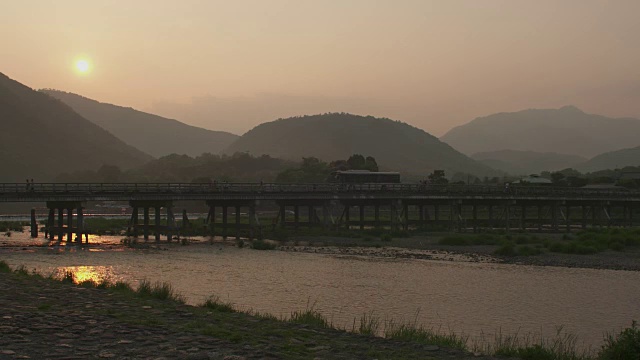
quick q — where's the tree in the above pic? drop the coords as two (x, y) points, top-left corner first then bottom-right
(364, 156), (379, 171)
(347, 154), (366, 170)
(428, 170), (448, 184)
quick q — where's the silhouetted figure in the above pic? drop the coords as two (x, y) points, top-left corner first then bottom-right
(30, 179), (34, 191)
(25, 179), (29, 191)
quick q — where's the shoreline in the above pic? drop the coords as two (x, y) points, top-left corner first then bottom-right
(0, 263), (505, 360)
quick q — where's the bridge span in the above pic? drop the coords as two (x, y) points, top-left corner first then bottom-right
(2, 183), (638, 243)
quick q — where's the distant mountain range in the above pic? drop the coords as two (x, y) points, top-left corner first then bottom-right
(441, 106), (640, 158)
(576, 146), (640, 173)
(42, 90), (239, 157)
(0, 73), (151, 182)
(225, 113), (499, 178)
(471, 150), (587, 175)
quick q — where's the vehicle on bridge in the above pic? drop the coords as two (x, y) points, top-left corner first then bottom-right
(332, 170), (401, 184)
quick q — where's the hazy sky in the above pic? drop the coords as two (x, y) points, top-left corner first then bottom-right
(2, 0), (639, 135)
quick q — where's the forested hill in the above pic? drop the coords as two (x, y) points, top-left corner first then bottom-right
(0, 73), (152, 182)
(42, 90), (239, 157)
(224, 113), (498, 177)
(441, 106), (640, 158)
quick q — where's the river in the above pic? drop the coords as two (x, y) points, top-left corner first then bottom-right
(1, 230), (639, 351)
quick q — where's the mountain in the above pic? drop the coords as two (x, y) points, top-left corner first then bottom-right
(0, 72), (151, 182)
(224, 113), (499, 178)
(577, 146), (640, 173)
(441, 106), (640, 158)
(471, 150), (586, 175)
(41, 90), (239, 157)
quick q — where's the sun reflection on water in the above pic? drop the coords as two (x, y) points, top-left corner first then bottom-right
(56, 265), (117, 284)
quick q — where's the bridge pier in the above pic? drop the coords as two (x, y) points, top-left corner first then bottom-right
(129, 201), (175, 242)
(30, 209), (38, 238)
(206, 200), (258, 241)
(46, 201), (85, 243)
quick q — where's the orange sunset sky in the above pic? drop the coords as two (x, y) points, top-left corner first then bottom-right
(1, 0), (639, 135)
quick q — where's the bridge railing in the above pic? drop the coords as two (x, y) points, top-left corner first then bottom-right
(0, 182), (637, 199)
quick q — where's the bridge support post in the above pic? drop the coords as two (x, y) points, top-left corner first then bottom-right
(279, 204), (285, 229)
(143, 207), (150, 241)
(57, 208), (64, 242)
(360, 205), (365, 230)
(66, 208), (73, 242)
(182, 209), (189, 231)
(472, 204), (477, 233)
(419, 205), (425, 230)
(249, 203), (257, 240)
(294, 205), (299, 231)
(30, 209), (38, 238)
(345, 204), (350, 229)
(46, 208), (54, 239)
(551, 203), (558, 232)
(537, 205), (543, 232)
(167, 207), (176, 242)
(505, 202), (511, 233)
(592, 205), (598, 228)
(434, 204), (440, 228)
(374, 204), (380, 229)
(76, 206), (84, 243)
(308, 206), (314, 228)
(403, 203), (409, 231)
(222, 206), (228, 239)
(488, 205), (493, 230)
(322, 202), (329, 230)
(127, 207), (139, 237)
(205, 203), (216, 239)
(235, 205), (241, 240)
(155, 207), (161, 242)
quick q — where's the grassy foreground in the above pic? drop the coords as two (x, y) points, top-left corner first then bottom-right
(1, 260), (638, 359)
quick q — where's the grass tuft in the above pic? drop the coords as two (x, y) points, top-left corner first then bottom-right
(289, 303), (330, 328)
(599, 320), (640, 360)
(476, 326), (589, 360)
(356, 311), (381, 336)
(384, 318), (468, 350)
(0, 260), (11, 273)
(136, 279), (185, 304)
(200, 295), (236, 313)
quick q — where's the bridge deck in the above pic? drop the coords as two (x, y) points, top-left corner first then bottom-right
(1, 183), (639, 202)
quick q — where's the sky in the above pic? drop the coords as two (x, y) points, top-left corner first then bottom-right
(1, 0), (639, 136)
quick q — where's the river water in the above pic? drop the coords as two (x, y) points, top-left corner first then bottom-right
(1, 230), (638, 351)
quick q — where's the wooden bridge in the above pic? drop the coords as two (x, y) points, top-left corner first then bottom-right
(2, 183), (639, 243)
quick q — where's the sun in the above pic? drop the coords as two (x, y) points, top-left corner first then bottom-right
(75, 59), (91, 74)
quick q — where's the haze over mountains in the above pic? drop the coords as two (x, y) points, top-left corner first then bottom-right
(42, 90), (239, 157)
(471, 150), (587, 176)
(441, 106), (640, 158)
(0, 73), (151, 182)
(577, 146), (640, 173)
(3, 70), (638, 182)
(225, 113), (499, 178)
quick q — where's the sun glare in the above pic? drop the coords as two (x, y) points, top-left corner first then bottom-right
(75, 59), (91, 74)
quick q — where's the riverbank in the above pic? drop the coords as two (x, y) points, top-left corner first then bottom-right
(0, 264), (501, 360)
(279, 232), (640, 271)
